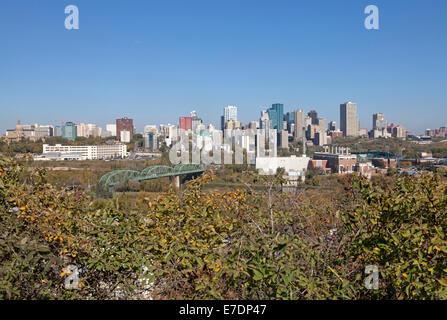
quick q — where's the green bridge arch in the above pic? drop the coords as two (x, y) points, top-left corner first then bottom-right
(97, 163), (204, 188)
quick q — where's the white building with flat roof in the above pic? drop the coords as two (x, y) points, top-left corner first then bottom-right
(256, 155), (310, 176)
(41, 144), (127, 160)
(120, 130), (131, 143)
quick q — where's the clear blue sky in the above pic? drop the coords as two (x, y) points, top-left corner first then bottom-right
(1, 0), (446, 134)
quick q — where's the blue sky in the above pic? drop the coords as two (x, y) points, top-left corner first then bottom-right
(0, 0), (446, 134)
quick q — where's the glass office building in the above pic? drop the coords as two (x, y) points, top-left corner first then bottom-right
(62, 122), (77, 141)
(267, 103), (284, 131)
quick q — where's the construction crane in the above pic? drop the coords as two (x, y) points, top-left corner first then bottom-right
(54, 120), (87, 126)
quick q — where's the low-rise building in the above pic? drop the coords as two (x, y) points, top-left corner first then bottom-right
(371, 158), (397, 169)
(40, 144), (127, 160)
(256, 155), (310, 179)
(313, 148), (357, 174)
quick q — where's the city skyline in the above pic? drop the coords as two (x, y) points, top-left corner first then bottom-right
(1, 0), (446, 134)
(0, 102), (437, 136)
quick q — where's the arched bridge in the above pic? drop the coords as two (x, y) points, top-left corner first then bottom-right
(98, 163), (204, 188)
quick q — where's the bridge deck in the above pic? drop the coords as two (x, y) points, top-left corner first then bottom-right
(98, 164), (204, 188)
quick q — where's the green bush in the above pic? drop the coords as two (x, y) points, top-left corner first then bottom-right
(1, 153), (447, 300)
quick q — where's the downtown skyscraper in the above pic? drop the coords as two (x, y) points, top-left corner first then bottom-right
(267, 103), (284, 131)
(221, 105), (238, 130)
(340, 102), (359, 137)
(293, 109), (306, 141)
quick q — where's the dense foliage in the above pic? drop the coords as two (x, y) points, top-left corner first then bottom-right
(1, 154), (446, 299)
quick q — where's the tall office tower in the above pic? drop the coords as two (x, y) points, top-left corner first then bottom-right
(267, 103), (284, 131)
(328, 121), (337, 131)
(143, 132), (158, 151)
(54, 126), (62, 137)
(285, 112), (295, 133)
(293, 109), (305, 141)
(191, 112), (203, 133)
(179, 116), (192, 131)
(340, 102), (359, 137)
(116, 117), (134, 142)
(277, 130), (289, 149)
(308, 110), (318, 125)
(62, 122), (77, 141)
(372, 113), (388, 138)
(316, 118), (327, 133)
(221, 105), (238, 130)
(260, 110), (271, 130)
(373, 113), (387, 131)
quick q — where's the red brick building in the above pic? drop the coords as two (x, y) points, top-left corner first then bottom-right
(309, 159), (332, 174)
(116, 117), (134, 142)
(371, 158), (396, 169)
(313, 152), (357, 174)
(179, 117), (192, 131)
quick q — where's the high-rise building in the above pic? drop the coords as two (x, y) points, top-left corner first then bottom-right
(267, 103), (284, 131)
(285, 112), (295, 134)
(143, 132), (158, 151)
(106, 124), (117, 136)
(75, 123), (86, 138)
(260, 111), (271, 130)
(293, 109), (305, 141)
(372, 113), (388, 138)
(191, 113), (203, 133)
(328, 121), (337, 131)
(308, 110), (318, 125)
(373, 113), (387, 131)
(54, 126), (62, 137)
(340, 102), (359, 137)
(221, 106), (238, 130)
(316, 118), (327, 133)
(76, 123), (102, 138)
(179, 117), (192, 131)
(116, 118), (134, 142)
(277, 130), (289, 149)
(393, 125), (407, 138)
(62, 122), (77, 141)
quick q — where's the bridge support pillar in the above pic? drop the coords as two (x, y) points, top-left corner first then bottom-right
(172, 176), (180, 188)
